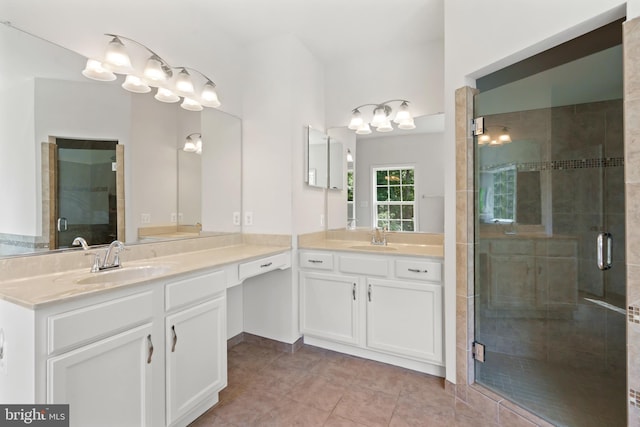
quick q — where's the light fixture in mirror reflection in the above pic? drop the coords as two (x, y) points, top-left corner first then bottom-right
(0, 23), (242, 258)
(477, 126), (512, 146)
(82, 33), (221, 112)
(348, 100), (416, 134)
(183, 133), (202, 154)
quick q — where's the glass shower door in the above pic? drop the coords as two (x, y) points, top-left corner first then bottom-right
(474, 44), (625, 427)
(55, 139), (118, 248)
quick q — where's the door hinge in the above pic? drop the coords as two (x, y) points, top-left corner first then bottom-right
(471, 117), (484, 136)
(472, 341), (485, 363)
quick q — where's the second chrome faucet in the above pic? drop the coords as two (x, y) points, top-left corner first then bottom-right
(73, 237), (126, 273)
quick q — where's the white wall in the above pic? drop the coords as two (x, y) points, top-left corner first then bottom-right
(355, 132), (445, 233)
(325, 41), (444, 129)
(242, 34), (325, 343)
(442, 0), (627, 384)
(130, 96), (179, 235)
(0, 80), (35, 236)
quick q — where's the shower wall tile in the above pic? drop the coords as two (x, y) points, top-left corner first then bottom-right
(456, 243), (474, 296)
(627, 183), (640, 265)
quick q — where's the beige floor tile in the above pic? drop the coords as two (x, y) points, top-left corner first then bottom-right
(323, 414), (370, 426)
(288, 374), (348, 411)
(332, 386), (398, 426)
(254, 398), (331, 426)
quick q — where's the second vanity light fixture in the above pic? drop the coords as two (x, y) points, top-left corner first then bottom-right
(183, 133), (202, 154)
(82, 34), (221, 112)
(477, 126), (512, 146)
(348, 100), (415, 135)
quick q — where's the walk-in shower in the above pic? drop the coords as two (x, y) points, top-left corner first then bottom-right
(473, 24), (626, 426)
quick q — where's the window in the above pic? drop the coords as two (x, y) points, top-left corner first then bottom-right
(373, 166), (415, 231)
(479, 165), (516, 223)
(347, 169), (355, 226)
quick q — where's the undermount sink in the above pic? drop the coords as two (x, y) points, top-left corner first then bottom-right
(349, 245), (397, 251)
(75, 264), (174, 285)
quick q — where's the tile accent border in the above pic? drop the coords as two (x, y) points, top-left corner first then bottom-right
(480, 157), (624, 172)
(630, 305), (640, 324)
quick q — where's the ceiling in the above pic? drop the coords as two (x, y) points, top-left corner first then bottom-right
(0, 0), (443, 65)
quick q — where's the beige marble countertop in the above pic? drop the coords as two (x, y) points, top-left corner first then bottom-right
(0, 244), (290, 309)
(298, 229), (444, 258)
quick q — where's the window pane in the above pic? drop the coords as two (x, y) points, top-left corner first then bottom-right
(388, 220), (402, 231)
(376, 170), (388, 185)
(402, 220), (415, 232)
(402, 186), (414, 201)
(389, 170), (401, 183)
(377, 219), (389, 229)
(377, 205), (389, 219)
(390, 186), (402, 201)
(402, 205), (414, 219)
(402, 169), (414, 184)
(377, 187), (389, 201)
(389, 205), (401, 220)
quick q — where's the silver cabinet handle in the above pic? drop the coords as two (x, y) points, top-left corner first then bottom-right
(368, 284), (372, 302)
(171, 325), (178, 352)
(352, 283), (356, 300)
(260, 262), (273, 268)
(147, 334), (154, 364)
(308, 259), (323, 264)
(597, 232), (613, 270)
(408, 268), (428, 273)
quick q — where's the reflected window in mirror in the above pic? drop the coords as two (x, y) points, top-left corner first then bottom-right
(373, 166), (416, 231)
(479, 165), (516, 223)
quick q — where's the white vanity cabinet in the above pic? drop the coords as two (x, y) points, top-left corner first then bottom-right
(47, 323), (155, 427)
(300, 272), (360, 345)
(299, 250), (444, 376)
(0, 268), (229, 427)
(164, 270), (227, 427)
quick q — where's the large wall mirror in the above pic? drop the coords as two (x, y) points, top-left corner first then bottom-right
(0, 23), (242, 258)
(328, 113), (445, 233)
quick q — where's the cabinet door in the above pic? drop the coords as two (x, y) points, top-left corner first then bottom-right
(166, 296), (226, 426)
(47, 324), (154, 427)
(366, 279), (442, 364)
(300, 272), (360, 345)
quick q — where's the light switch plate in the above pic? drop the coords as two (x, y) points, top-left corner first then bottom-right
(233, 212), (241, 226)
(244, 212), (253, 226)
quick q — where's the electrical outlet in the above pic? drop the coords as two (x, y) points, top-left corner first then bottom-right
(170, 213), (177, 223)
(233, 212), (241, 226)
(140, 213), (151, 224)
(244, 211), (253, 226)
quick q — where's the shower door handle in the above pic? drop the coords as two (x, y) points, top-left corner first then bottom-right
(57, 217), (68, 232)
(597, 232), (612, 271)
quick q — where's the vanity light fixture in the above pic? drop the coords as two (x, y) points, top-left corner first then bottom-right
(477, 126), (512, 147)
(82, 34), (221, 111)
(348, 100), (415, 135)
(183, 133), (202, 154)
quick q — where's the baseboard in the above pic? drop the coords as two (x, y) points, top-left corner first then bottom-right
(227, 332), (304, 353)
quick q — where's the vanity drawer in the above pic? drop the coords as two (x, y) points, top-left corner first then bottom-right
(339, 255), (389, 277)
(165, 270), (226, 312)
(238, 252), (290, 281)
(395, 259), (442, 282)
(299, 251), (334, 270)
(48, 291), (153, 355)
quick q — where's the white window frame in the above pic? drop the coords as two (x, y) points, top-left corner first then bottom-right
(371, 165), (418, 232)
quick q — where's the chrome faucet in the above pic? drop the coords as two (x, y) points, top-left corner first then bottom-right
(72, 237), (90, 251)
(101, 240), (125, 270)
(371, 227), (387, 246)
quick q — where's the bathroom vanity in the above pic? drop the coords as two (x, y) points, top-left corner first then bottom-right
(298, 230), (445, 377)
(0, 241), (290, 427)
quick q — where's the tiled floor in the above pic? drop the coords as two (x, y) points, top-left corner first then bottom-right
(477, 351), (626, 427)
(189, 341), (498, 427)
